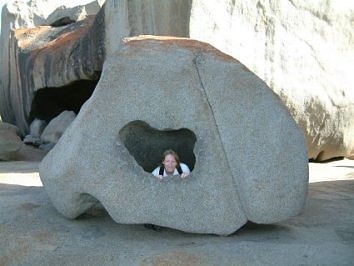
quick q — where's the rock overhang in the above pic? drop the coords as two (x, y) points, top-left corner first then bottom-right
(39, 36), (309, 235)
(1, 5), (105, 135)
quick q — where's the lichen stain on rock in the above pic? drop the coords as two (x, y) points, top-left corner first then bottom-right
(17, 202), (40, 211)
(124, 35), (236, 62)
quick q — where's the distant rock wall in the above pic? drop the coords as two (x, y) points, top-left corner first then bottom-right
(0, 0), (104, 135)
(187, 1), (354, 160)
(1, 0), (353, 160)
(104, 0), (354, 160)
(0, 122), (23, 161)
(104, 0), (192, 57)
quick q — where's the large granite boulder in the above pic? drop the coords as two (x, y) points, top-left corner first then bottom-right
(39, 37), (308, 235)
(0, 122), (23, 161)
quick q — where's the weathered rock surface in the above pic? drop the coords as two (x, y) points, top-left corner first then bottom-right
(0, 122), (23, 161)
(23, 119), (47, 146)
(2, 0), (352, 161)
(40, 110), (76, 145)
(104, 0), (354, 161)
(39, 37), (308, 235)
(24, 111), (76, 150)
(41, 111), (76, 148)
(187, 1), (354, 161)
(29, 119), (47, 138)
(0, 0), (105, 135)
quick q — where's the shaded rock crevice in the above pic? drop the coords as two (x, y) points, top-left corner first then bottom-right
(29, 79), (99, 124)
(192, 53), (234, 175)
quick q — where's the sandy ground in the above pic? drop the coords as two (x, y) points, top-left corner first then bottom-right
(0, 146), (353, 265)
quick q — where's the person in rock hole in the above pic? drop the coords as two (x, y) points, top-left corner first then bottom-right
(151, 149), (190, 180)
(145, 149), (190, 231)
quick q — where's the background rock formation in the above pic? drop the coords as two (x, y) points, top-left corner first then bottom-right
(0, 0), (104, 135)
(187, 1), (354, 161)
(0, 122), (22, 161)
(1, 0), (353, 161)
(104, 0), (354, 161)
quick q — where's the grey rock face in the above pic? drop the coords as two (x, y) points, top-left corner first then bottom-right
(0, 123), (23, 161)
(104, 0), (354, 161)
(23, 119), (47, 146)
(189, 1), (354, 161)
(1, 0), (352, 161)
(29, 119), (47, 138)
(39, 37), (308, 235)
(40, 110), (76, 145)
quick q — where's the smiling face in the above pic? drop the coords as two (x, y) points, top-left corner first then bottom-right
(163, 154), (178, 174)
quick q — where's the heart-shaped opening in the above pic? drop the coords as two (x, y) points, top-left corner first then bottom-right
(119, 120), (196, 173)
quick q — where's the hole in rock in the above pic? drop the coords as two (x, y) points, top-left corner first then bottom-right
(119, 121), (197, 173)
(29, 79), (99, 123)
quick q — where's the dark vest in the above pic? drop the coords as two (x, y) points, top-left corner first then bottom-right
(159, 165), (183, 176)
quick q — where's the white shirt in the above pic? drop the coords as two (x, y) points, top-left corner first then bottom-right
(152, 163), (190, 177)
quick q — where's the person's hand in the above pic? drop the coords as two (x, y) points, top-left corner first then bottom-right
(156, 175), (163, 180)
(181, 172), (189, 179)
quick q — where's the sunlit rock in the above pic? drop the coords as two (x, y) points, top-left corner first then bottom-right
(1, 0), (352, 161)
(39, 37), (308, 235)
(104, 0), (354, 161)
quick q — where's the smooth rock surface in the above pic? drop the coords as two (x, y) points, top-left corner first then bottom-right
(188, 1), (354, 161)
(39, 37), (308, 235)
(23, 119), (47, 146)
(0, 122), (23, 161)
(104, 0), (354, 161)
(1, 157), (354, 265)
(29, 119), (47, 138)
(1, 0), (352, 160)
(40, 110), (76, 145)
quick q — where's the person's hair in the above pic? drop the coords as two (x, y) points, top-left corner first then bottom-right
(162, 149), (180, 165)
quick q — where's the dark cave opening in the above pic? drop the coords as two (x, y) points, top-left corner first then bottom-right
(50, 17), (76, 27)
(119, 120), (197, 173)
(29, 79), (99, 123)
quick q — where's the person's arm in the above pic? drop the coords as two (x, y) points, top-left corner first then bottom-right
(180, 163), (190, 178)
(152, 166), (163, 180)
